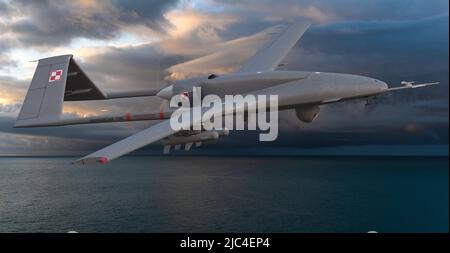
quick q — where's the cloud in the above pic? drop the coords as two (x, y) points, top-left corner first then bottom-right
(212, 0), (449, 23)
(0, 0), (9, 16)
(0, 37), (16, 70)
(0, 4), (250, 120)
(1, 0), (179, 48)
(166, 24), (285, 79)
(274, 14), (449, 143)
(0, 1), (448, 155)
(160, 8), (240, 55)
(0, 75), (27, 103)
(283, 14), (449, 101)
(0, 131), (111, 156)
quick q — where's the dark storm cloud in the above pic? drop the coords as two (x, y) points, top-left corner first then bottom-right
(113, 0), (178, 31)
(0, 114), (161, 155)
(0, 2), (12, 68)
(0, 0), (9, 14)
(0, 48), (12, 71)
(0, 36), (14, 68)
(283, 14), (449, 106)
(313, 0), (449, 21)
(0, 1), (448, 155)
(289, 14), (448, 91)
(213, 0), (449, 21)
(194, 10), (448, 150)
(213, 0), (449, 39)
(266, 13), (448, 149)
(3, 0), (179, 47)
(10, 5), (116, 45)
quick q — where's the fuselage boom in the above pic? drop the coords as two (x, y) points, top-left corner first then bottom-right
(159, 71), (388, 109)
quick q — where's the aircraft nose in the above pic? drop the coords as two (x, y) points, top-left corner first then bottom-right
(333, 74), (388, 98)
(373, 79), (388, 92)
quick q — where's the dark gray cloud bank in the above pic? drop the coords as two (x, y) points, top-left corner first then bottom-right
(0, 0), (448, 156)
(3, 0), (178, 46)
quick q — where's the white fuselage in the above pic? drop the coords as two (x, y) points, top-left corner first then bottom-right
(158, 71), (388, 109)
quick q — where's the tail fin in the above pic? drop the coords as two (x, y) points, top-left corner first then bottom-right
(15, 55), (106, 127)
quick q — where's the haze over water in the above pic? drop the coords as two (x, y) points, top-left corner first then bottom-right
(0, 156), (448, 233)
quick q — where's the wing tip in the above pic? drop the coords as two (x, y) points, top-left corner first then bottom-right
(73, 156), (108, 165)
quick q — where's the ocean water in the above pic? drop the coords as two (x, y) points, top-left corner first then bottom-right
(0, 156), (448, 233)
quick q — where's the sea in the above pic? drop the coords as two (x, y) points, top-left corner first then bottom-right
(0, 156), (448, 233)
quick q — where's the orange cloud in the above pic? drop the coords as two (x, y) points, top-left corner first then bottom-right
(159, 8), (239, 56)
(166, 25), (284, 80)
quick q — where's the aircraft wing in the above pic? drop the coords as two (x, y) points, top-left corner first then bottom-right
(73, 119), (179, 164)
(237, 21), (311, 73)
(74, 95), (265, 164)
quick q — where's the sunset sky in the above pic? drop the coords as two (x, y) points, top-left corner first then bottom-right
(0, 0), (448, 156)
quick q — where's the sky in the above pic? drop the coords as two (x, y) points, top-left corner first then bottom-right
(0, 0), (448, 156)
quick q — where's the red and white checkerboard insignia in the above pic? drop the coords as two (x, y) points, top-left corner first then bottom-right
(49, 69), (63, 82)
(181, 92), (189, 99)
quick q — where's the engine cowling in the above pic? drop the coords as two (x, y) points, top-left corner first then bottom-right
(295, 105), (320, 123)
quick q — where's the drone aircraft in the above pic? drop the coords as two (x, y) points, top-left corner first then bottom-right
(14, 22), (437, 164)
